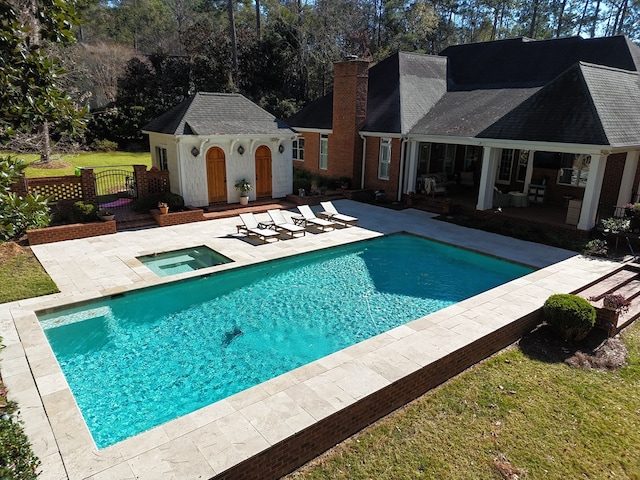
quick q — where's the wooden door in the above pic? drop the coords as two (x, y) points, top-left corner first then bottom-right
(255, 146), (272, 198)
(206, 147), (227, 203)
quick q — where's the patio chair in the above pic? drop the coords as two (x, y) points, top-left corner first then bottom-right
(237, 213), (280, 243)
(318, 201), (358, 227)
(296, 205), (336, 231)
(493, 187), (512, 208)
(267, 209), (306, 238)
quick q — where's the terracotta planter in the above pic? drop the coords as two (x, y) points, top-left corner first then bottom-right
(159, 206), (169, 214)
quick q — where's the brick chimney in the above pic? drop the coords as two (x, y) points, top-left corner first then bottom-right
(331, 58), (369, 183)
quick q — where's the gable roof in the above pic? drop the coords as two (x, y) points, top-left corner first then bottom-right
(477, 62), (640, 147)
(142, 92), (295, 136)
(285, 52), (447, 134)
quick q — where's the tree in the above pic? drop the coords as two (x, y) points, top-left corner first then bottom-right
(0, 0), (86, 162)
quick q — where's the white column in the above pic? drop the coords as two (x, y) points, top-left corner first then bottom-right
(476, 147), (500, 210)
(617, 151), (639, 208)
(404, 141), (418, 192)
(577, 153), (607, 231)
(524, 150), (535, 193)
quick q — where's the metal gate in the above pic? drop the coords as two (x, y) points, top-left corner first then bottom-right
(94, 167), (138, 211)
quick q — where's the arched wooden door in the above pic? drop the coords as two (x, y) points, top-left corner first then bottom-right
(255, 146), (272, 198)
(206, 147), (227, 203)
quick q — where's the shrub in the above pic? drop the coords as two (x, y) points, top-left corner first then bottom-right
(90, 139), (118, 152)
(543, 294), (596, 342)
(131, 192), (184, 212)
(71, 201), (99, 223)
(583, 239), (608, 257)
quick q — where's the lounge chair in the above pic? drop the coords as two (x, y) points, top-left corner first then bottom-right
(296, 205), (336, 231)
(237, 213), (280, 242)
(318, 201), (358, 227)
(267, 209), (306, 238)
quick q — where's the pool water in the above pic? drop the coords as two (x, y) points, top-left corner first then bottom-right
(137, 246), (233, 276)
(39, 234), (533, 448)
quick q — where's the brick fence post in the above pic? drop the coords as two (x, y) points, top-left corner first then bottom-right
(10, 174), (28, 197)
(134, 165), (149, 198)
(80, 168), (97, 205)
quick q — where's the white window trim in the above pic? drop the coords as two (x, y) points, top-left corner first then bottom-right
(156, 146), (168, 171)
(378, 138), (391, 180)
(293, 138), (305, 162)
(496, 149), (515, 185)
(319, 135), (328, 170)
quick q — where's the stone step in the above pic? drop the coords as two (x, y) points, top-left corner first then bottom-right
(577, 267), (639, 300)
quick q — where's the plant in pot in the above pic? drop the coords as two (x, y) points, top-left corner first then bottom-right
(158, 202), (169, 214)
(98, 209), (115, 221)
(235, 179), (253, 205)
(597, 293), (631, 314)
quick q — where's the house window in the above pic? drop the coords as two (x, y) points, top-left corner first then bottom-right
(557, 153), (590, 187)
(156, 146), (168, 170)
(516, 150), (528, 183)
(378, 138), (391, 180)
(319, 135), (328, 170)
(497, 149), (515, 184)
(293, 138), (305, 161)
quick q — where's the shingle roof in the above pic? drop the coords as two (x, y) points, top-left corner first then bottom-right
(440, 35), (640, 90)
(142, 92), (295, 136)
(285, 52), (447, 134)
(477, 62), (640, 147)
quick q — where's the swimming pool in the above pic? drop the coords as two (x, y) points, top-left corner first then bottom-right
(137, 245), (233, 277)
(39, 234), (533, 448)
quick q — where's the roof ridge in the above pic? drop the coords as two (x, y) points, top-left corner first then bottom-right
(578, 60), (639, 75)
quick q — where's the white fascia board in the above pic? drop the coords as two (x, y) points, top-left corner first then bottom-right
(407, 134), (610, 155)
(292, 127), (333, 135)
(359, 131), (404, 139)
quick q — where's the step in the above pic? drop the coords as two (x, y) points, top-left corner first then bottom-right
(577, 268), (640, 300)
(611, 278), (640, 301)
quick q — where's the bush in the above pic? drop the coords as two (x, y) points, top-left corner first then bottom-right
(583, 239), (608, 257)
(90, 139), (118, 152)
(543, 294), (596, 342)
(71, 201), (99, 223)
(131, 192), (184, 213)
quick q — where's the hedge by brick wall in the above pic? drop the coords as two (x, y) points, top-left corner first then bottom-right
(210, 309), (542, 480)
(27, 221), (117, 245)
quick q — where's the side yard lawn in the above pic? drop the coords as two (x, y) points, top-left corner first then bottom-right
(13, 151), (152, 178)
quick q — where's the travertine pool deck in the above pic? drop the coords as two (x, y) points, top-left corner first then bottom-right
(0, 200), (624, 479)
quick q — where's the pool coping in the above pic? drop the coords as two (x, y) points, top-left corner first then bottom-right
(0, 200), (624, 479)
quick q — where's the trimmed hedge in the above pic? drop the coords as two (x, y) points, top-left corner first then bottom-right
(543, 294), (596, 342)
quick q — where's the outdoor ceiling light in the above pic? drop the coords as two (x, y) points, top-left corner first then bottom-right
(278, 144), (285, 153)
(237, 145), (245, 155)
(191, 147), (199, 157)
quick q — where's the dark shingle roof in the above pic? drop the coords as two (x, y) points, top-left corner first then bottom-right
(286, 52), (447, 134)
(440, 35), (640, 90)
(477, 62), (640, 147)
(142, 92), (294, 136)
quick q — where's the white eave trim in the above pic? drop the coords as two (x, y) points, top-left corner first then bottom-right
(359, 131), (405, 139)
(406, 134), (612, 155)
(291, 127), (333, 135)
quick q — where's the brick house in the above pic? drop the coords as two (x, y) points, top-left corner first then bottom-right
(142, 92), (296, 206)
(286, 35), (640, 231)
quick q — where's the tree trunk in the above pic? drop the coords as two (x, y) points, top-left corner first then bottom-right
(40, 120), (51, 164)
(556, 0), (567, 37)
(255, 0), (261, 39)
(529, 0), (539, 38)
(590, 0), (601, 37)
(227, 0), (238, 89)
(577, 0), (589, 36)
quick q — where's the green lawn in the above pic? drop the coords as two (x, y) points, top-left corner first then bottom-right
(286, 324), (640, 480)
(14, 151), (152, 178)
(0, 245), (58, 303)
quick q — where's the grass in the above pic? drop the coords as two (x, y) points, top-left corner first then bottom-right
(0, 243), (58, 303)
(10, 151), (152, 178)
(286, 324), (640, 480)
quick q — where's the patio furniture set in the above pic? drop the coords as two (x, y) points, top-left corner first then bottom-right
(237, 201), (358, 242)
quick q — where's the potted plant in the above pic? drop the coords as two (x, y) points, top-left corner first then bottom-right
(98, 209), (115, 221)
(235, 179), (253, 205)
(599, 293), (631, 314)
(158, 202), (169, 214)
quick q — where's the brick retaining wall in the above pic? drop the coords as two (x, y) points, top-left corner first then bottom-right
(151, 208), (204, 227)
(27, 221), (117, 245)
(211, 309), (543, 480)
